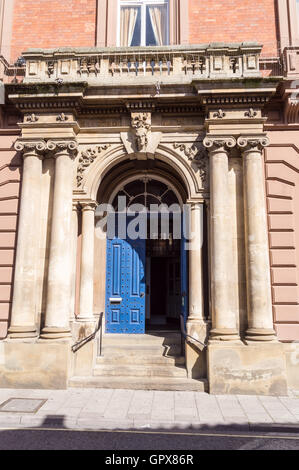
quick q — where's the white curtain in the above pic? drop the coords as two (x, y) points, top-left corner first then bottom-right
(149, 5), (167, 46)
(120, 7), (138, 47)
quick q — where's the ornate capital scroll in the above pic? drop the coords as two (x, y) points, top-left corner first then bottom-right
(47, 140), (78, 159)
(173, 142), (209, 184)
(80, 200), (98, 212)
(203, 136), (236, 153)
(77, 145), (111, 187)
(14, 139), (47, 158)
(237, 136), (269, 154)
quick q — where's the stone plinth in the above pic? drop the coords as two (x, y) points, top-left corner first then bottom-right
(0, 340), (72, 389)
(207, 342), (288, 396)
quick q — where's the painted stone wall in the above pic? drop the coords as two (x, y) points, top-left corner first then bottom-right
(0, 134), (21, 339)
(265, 130), (299, 341)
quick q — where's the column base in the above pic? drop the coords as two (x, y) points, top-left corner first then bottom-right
(245, 328), (277, 342)
(8, 325), (38, 339)
(209, 328), (240, 342)
(76, 316), (96, 323)
(40, 327), (72, 340)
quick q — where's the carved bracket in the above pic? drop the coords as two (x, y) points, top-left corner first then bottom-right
(77, 145), (111, 187)
(131, 112), (152, 152)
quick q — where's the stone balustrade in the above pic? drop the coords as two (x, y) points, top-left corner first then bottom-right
(22, 43), (263, 83)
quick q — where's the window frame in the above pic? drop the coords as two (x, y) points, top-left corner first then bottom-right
(117, 0), (170, 47)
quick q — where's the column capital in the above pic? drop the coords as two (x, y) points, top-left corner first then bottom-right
(80, 200), (98, 212)
(47, 139), (78, 159)
(237, 135), (269, 154)
(14, 139), (47, 158)
(203, 135), (236, 153)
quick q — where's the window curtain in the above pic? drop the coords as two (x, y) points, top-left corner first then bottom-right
(120, 7), (138, 47)
(149, 6), (167, 46)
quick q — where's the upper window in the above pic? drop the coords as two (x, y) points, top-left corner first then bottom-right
(119, 0), (169, 47)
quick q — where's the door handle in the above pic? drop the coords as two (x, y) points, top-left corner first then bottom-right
(140, 292), (145, 298)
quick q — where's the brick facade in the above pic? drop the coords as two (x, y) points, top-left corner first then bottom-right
(188, 0), (279, 56)
(10, 0), (97, 61)
(8, 0), (279, 61)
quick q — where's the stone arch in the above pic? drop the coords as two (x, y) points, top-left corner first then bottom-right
(81, 144), (203, 201)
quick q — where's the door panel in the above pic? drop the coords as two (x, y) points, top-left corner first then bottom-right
(106, 227), (146, 334)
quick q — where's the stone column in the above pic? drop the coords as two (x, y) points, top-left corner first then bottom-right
(188, 201), (205, 324)
(41, 140), (78, 339)
(203, 136), (240, 341)
(78, 201), (97, 321)
(70, 202), (79, 320)
(8, 140), (46, 338)
(237, 136), (276, 342)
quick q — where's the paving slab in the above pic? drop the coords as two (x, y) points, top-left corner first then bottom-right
(0, 388), (298, 432)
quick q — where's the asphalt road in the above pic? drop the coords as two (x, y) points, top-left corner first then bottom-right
(0, 428), (298, 451)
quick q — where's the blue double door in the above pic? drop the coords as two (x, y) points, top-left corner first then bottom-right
(105, 221), (188, 334)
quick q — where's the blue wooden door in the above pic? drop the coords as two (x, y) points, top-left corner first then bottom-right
(105, 220), (146, 334)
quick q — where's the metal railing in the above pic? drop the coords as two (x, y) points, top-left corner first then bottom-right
(71, 312), (103, 353)
(180, 315), (206, 355)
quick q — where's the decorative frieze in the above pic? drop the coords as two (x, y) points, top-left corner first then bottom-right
(25, 113), (39, 123)
(77, 145), (111, 187)
(56, 113), (68, 121)
(245, 108), (258, 118)
(213, 109), (226, 119)
(173, 142), (208, 184)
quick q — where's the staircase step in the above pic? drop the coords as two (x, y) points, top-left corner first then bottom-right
(69, 376), (208, 392)
(93, 364), (187, 378)
(101, 344), (183, 356)
(102, 333), (182, 347)
(96, 355), (185, 366)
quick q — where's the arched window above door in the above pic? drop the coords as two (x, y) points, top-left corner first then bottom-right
(112, 177), (180, 210)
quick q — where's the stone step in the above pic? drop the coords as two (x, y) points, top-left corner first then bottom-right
(101, 344), (183, 357)
(93, 364), (187, 378)
(96, 355), (185, 366)
(69, 376), (208, 392)
(102, 332), (182, 347)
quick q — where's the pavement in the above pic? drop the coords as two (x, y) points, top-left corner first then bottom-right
(0, 388), (298, 434)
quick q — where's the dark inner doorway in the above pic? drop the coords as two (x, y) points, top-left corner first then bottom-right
(146, 238), (181, 330)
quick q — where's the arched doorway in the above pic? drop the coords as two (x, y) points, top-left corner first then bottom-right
(96, 160), (189, 335)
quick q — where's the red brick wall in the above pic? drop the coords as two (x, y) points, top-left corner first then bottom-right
(189, 0), (279, 56)
(10, 0), (97, 61)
